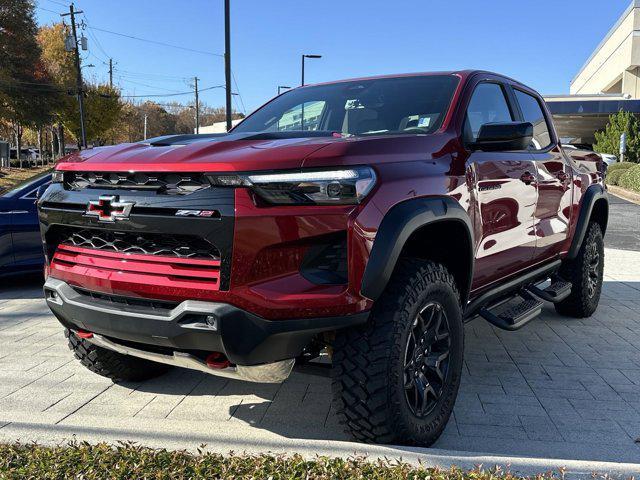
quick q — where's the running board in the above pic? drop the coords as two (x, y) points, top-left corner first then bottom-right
(524, 278), (572, 303)
(479, 297), (543, 331)
(464, 260), (561, 320)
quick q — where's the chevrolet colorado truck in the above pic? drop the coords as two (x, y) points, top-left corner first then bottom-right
(38, 70), (608, 446)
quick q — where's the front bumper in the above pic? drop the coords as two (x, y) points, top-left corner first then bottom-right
(44, 277), (369, 367)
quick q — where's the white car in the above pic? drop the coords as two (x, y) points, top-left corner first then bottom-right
(562, 144), (618, 167)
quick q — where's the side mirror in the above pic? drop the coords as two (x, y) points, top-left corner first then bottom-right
(471, 122), (533, 152)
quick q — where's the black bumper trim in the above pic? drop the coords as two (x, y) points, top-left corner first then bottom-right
(44, 278), (369, 366)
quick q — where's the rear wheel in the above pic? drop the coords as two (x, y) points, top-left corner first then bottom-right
(331, 260), (463, 445)
(555, 222), (604, 318)
(66, 329), (170, 382)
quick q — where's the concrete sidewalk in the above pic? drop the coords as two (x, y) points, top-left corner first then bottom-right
(1, 247), (640, 477)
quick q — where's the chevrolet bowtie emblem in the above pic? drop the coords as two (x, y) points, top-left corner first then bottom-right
(85, 195), (134, 223)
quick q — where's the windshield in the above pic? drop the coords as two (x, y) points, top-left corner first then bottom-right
(234, 75), (459, 137)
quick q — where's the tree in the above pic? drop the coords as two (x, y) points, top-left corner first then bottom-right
(593, 110), (640, 163)
(0, 0), (59, 166)
(38, 23), (121, 148)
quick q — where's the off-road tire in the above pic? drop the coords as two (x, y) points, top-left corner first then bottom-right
(331, 260), (464, 445)
(66, 329), (170, 382)
(555, 222), (604, 318)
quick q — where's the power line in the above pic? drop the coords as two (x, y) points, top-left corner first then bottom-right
(120, 84), (225, 98)
(86, 25), (224, 57)
(231, 70), (246, 114)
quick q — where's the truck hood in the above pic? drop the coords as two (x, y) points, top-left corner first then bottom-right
(56, 131), (453, 172)
(56, 132), (340, 172)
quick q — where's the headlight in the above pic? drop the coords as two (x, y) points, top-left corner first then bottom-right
(208, 166), (376, 205)
(51, 171), (64, 183)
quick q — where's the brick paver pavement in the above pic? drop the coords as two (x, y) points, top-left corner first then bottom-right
(0, 247), (639, 465)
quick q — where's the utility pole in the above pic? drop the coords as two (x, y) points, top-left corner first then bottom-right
(194, 77), (200, 134)
(224, 0), (232, 131)
(143, 114), (148, 141)
(61, 3), (87, 149)
(108, 58), (113, 88)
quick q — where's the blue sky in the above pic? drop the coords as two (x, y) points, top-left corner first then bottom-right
(35, 0), (629, 115)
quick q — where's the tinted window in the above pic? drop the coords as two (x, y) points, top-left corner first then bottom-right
(514, 89), (552, 150)
(464, 83), (513, 143)
(234, 75), (460, 137)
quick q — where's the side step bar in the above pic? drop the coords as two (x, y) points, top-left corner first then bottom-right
(479, 296), (543, 331)
(467, 260), (573, 332)
(524, 278), (572, 303)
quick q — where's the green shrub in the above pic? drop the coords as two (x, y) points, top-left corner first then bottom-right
(0, 442), (562, 480)
(606, 169), (626, 186)
(618, 164), (640, 192)
(606, 162), (635, 173)
(594, 111), (640, 163)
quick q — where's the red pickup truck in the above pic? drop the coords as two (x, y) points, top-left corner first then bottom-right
(39, 70), (608, 446)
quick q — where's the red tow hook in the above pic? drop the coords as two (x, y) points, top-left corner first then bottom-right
(75, 330), (94, 339)
(205, 352), (231, 369)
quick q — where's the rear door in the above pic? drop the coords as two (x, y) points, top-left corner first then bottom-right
(512, 88), (572, 261)
(463, 80), (539, 290)
(11, 182), (46, 268)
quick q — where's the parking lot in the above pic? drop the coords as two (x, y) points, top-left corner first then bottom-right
(0, 195), (639, 474)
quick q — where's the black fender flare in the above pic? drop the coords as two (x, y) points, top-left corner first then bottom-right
(360, 196), (474, 304)
(567, 184), (609, 260)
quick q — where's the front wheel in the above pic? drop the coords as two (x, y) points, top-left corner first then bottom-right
(555, 222), (604, 318)
(66, 329), (170, 382)
(331, 260), (464, 445)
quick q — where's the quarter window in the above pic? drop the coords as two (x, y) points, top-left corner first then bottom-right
(514, 89), (552, 150)
(464, 83), (513, 143)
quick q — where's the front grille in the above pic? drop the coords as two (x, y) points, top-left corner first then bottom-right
(60, 228), (220, 260)
(65, 172), (211, 195)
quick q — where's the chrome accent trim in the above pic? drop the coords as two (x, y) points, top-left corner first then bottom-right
(83, 333), (294, 383)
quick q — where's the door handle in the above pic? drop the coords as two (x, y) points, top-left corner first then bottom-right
(520, 171), (536, 185)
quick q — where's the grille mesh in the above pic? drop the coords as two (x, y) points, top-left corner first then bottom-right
(65, 172), (210, 195)
(60, 228), (219, 260)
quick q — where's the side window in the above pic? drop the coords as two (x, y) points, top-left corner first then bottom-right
(274, 100), (326, 131)
(464, 83), (513, 143)
(514, 89), (552, 150)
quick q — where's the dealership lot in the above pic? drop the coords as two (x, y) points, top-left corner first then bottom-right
(0, 198), (639, 471)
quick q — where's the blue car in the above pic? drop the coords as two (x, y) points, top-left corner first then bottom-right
(0, 172), (51, 277)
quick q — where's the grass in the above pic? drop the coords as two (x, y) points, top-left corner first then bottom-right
(0, 165), (52, 192)
(0, 442), (566, 480)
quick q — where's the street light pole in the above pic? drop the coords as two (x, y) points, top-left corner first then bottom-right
(300, 54), (321, 130)
(301, 54), (321, 86)
(224, 0), (232, 131)
(277, 85), (291, 95)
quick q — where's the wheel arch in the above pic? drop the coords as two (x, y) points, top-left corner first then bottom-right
(568, 184), (609, 260)
(360, 196), (474, 306)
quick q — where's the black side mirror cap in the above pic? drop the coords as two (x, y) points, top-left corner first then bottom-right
(471, 122), (533, 152)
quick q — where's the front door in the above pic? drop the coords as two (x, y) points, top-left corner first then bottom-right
(462, 82), (538, 290)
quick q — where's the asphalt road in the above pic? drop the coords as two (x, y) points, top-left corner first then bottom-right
(606, 194), (640, 251)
